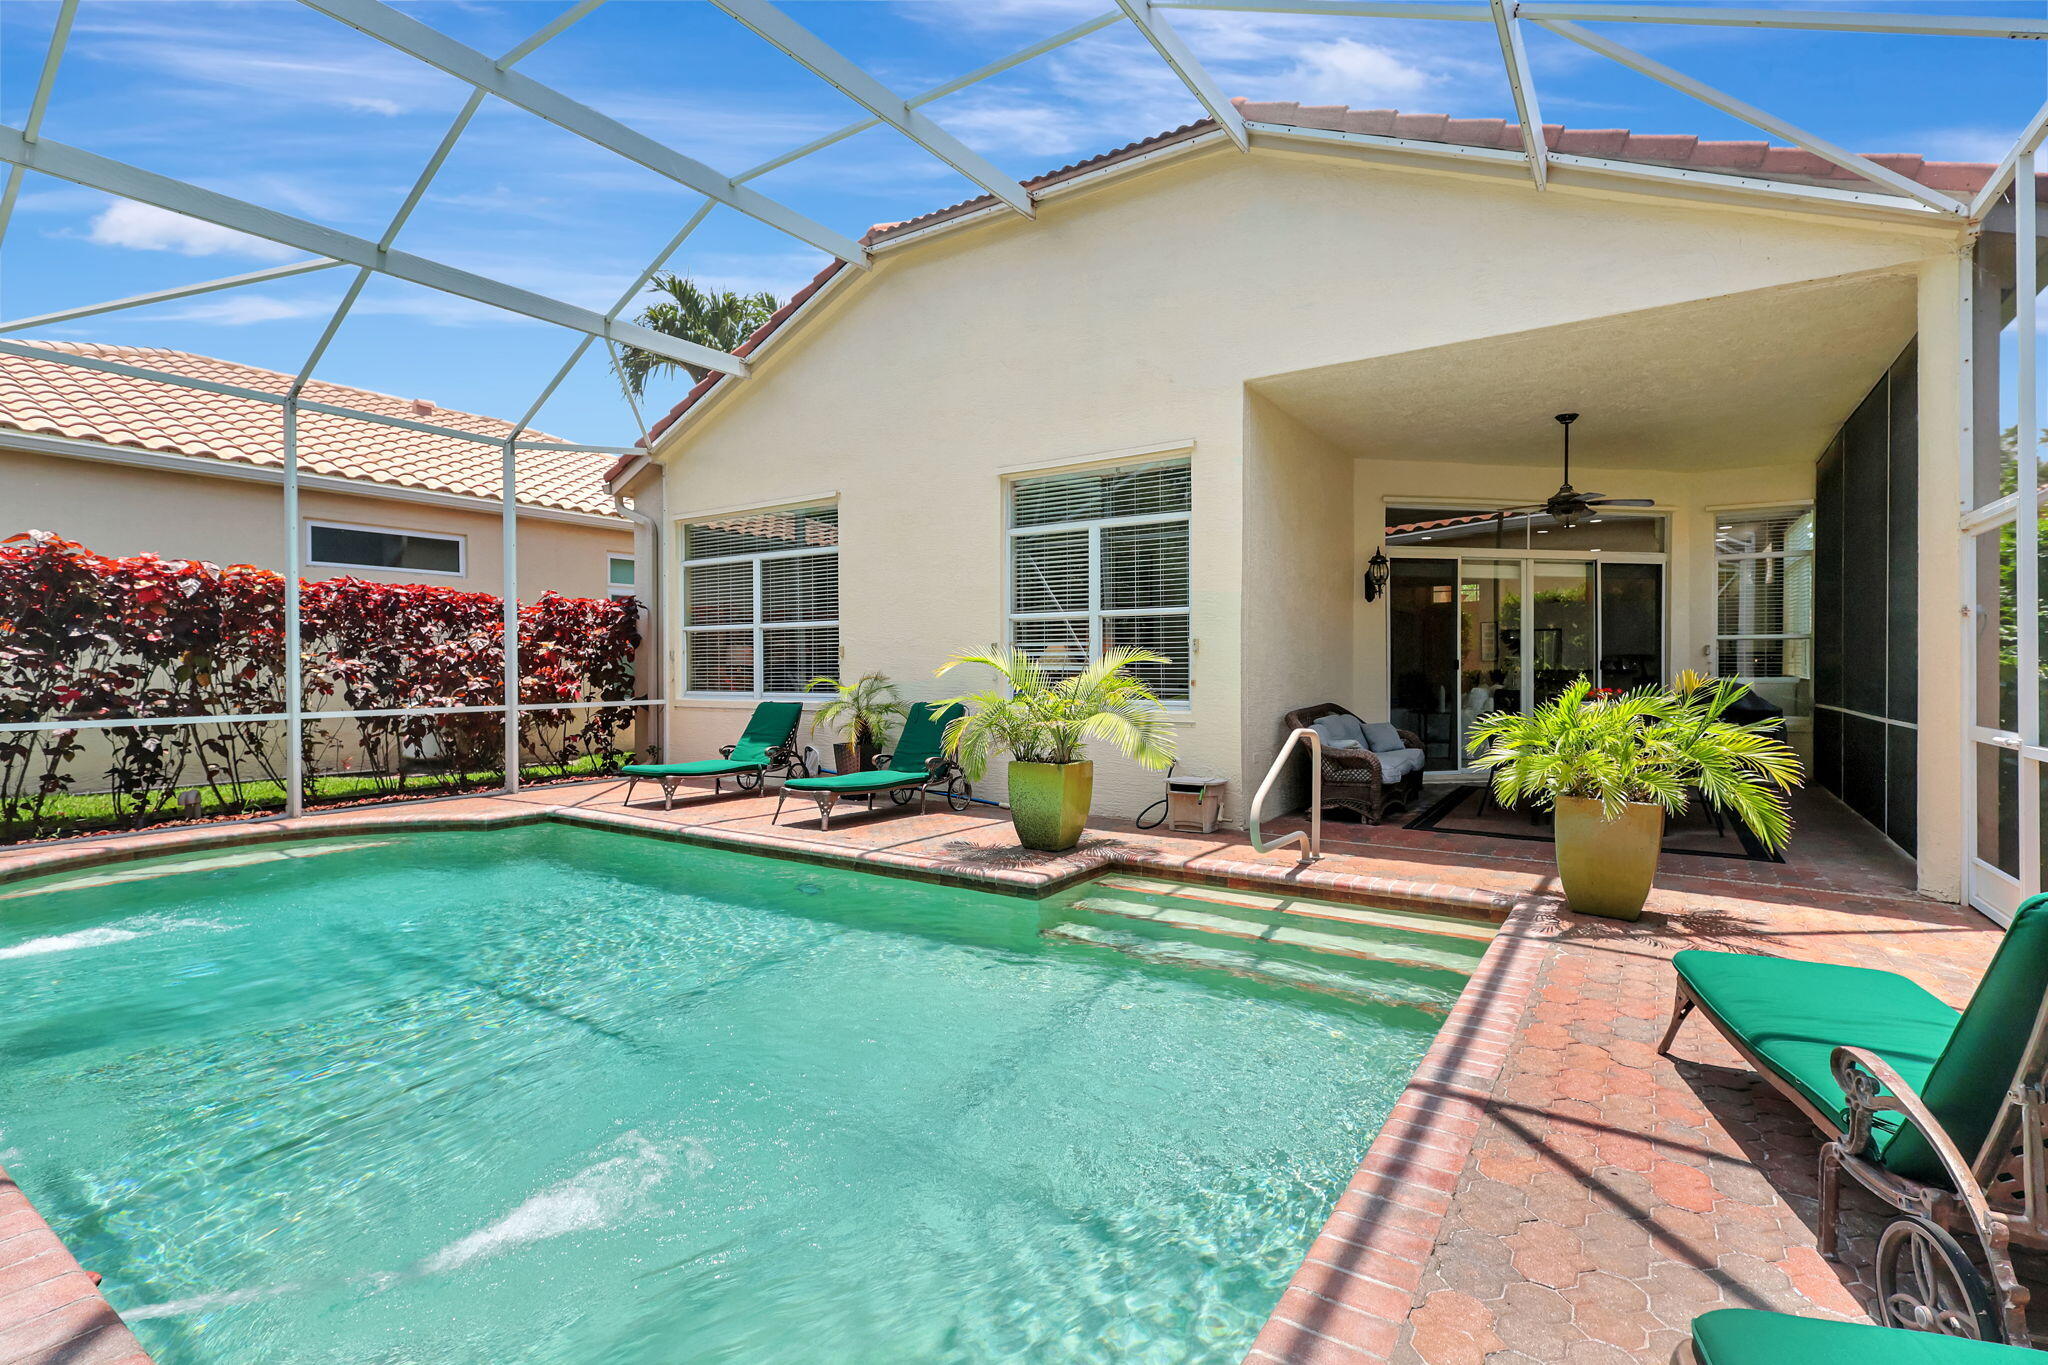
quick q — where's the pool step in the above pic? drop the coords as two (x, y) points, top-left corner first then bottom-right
(1088, 875), (1496, 943)
(0, 839), (396, 901)
(1040, 921), (1457, 1013)
(1066, 895), (1481, 974)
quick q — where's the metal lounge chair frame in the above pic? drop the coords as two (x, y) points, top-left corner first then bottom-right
(621, 702), (806, 810)
(773, 703), (971, 831)
(1660, 899), (2048, 1345)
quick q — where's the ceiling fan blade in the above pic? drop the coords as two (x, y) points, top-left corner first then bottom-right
(1585, 497), (1653, 507)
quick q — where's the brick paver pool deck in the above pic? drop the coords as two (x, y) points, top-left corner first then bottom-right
(0, 778), (2016, 1365)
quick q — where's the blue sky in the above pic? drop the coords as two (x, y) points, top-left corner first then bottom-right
(2, 0), (2044, 446)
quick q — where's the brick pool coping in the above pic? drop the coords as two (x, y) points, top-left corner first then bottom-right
(0, 791), (1566, 1365)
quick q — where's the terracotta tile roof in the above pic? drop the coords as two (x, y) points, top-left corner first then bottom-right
(622, 101), (2036, 469)
(2, 342), (624, 519)
(1234, 100), (2043, 195)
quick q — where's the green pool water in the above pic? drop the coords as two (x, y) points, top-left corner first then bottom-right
(0, 825), (1479, 1364)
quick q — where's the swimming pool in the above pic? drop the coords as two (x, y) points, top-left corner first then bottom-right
(0, 825), (1482, 1363)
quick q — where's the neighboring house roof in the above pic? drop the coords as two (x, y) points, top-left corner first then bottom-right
(2, 341), (624, 519)
(617, 98), (2039, 477)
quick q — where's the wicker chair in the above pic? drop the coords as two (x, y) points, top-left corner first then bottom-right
(1281, 702), (1424, 824)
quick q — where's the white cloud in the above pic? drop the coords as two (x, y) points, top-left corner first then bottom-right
(1904, 127), (2028, 164)
(84, 201), (298, 261)
(73, 12), (458, 117)
(154, 296), (323, 325)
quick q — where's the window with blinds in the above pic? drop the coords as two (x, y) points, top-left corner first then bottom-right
(1008, 460), (1191, 701)
(1714, 507), (1813, 684)
(682, 504), (839, 694)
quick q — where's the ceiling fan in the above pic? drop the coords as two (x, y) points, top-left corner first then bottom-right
(1493, 413), (1653, 530)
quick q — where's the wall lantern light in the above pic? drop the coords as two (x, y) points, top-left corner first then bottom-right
(1363, 549), (1390, 602)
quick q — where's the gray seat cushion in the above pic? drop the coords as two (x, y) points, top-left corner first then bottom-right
(1311, 714), (1368, 751)
(1377, 747), (1425, 782)
(1361, 722), (1406, 753)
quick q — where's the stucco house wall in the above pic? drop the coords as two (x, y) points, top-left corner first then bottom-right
(633, 136), (1961, 840)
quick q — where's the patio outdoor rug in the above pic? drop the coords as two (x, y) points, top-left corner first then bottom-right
(1404, 784), (1785, 863)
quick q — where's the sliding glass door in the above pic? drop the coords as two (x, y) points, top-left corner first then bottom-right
(1389, 553), (1665, 771)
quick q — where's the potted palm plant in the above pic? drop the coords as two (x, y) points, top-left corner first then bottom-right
(805, 673), (907, 777)
(1465, 676), (1801, 920)
(933, 646), (1177, 851)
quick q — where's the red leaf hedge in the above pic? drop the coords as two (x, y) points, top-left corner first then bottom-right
(1, 530), (641, 836)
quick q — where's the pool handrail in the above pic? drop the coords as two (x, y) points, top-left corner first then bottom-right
(1250, 726), (1322, 861)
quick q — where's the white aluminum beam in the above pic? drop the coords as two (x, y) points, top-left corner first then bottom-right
(1115, 0), (1250, 150)
(1536, 20), (1967, 215)
(1969, 97), (2048, 221)
(0, 0), (79, 251)
(1154, 0), (1487, 17)
(496, 0), (606, 69)
(0, 258), (343, 334)
(0, 127), (751, 376)
(295, 0), (867, 265)
(735, 11), (1121, 184)
(1517, 5), (2048, 40)
(1490, 0), (1547, 188)
(706, 0), (1034, 215)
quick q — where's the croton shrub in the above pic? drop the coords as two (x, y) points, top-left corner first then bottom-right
(0, 531), (640, 840)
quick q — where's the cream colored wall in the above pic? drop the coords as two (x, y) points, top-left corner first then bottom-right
(645, 141), (1952, 824)
(1242, 392), (1355, 814)
(0, 446), (630, 597)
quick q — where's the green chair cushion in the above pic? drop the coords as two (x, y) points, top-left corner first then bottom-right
(621, 760), (753, 779)
(1673, 948), (1957, 1145)
(886, 702), (962, 774)
(1886, 893), (2048, 1183)
(727, 700), (803, 767)
(1692, 1309), (2038, 1364)
(784, 768), (929, 795)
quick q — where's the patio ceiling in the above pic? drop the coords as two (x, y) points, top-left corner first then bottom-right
(1249, 268), (1918, 471)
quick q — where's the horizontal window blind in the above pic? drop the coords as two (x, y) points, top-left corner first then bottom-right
(1012, 460), (1190, 528)
(683, 504), (839, 694)
(1714, 507), (1814, 681)
(1008, 460), (1191, 701)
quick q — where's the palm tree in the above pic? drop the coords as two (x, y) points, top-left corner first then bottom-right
(613, 274), (781, 395)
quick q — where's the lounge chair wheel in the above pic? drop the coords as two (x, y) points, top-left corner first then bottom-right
(889, 788), (915, 806)
(1874, 1216), (2002, 1341)
(945, 777), (973, 812)
(734, 769), (763, 793)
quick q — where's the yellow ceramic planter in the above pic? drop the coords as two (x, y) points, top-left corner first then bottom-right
(1008, 760), (1093, 851)
(1552, 795), (1664, 921)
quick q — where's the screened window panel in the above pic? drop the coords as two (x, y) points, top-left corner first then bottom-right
(684, 505), (838, 560)
(687, 630), (754, 692)
(684, 561), (752, 627)
(763, 627), (839, 694)
(1012, 530), (1091, 614)
(1105, 614), (1191, 700)
(761, 554), (837, 623)
(1102, 521), (1189, 611)
(1013, 618), (1090, 679)
(1011, 461), (1191, 527)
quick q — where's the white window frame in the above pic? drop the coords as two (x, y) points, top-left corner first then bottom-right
(305, 518), (466, 577)
(1005, 460), (1192, 704)
(1710, 504), (1814, 680)
(678, 503), (839, 698)
(607, 553), (637, 600)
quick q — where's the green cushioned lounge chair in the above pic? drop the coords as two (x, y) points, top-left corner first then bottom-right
(619, 701), (805, 810)
(1660, 894), (2048, 1343)
(774, 702), (970, 831)
(1677, 1309), (2041, 1364)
